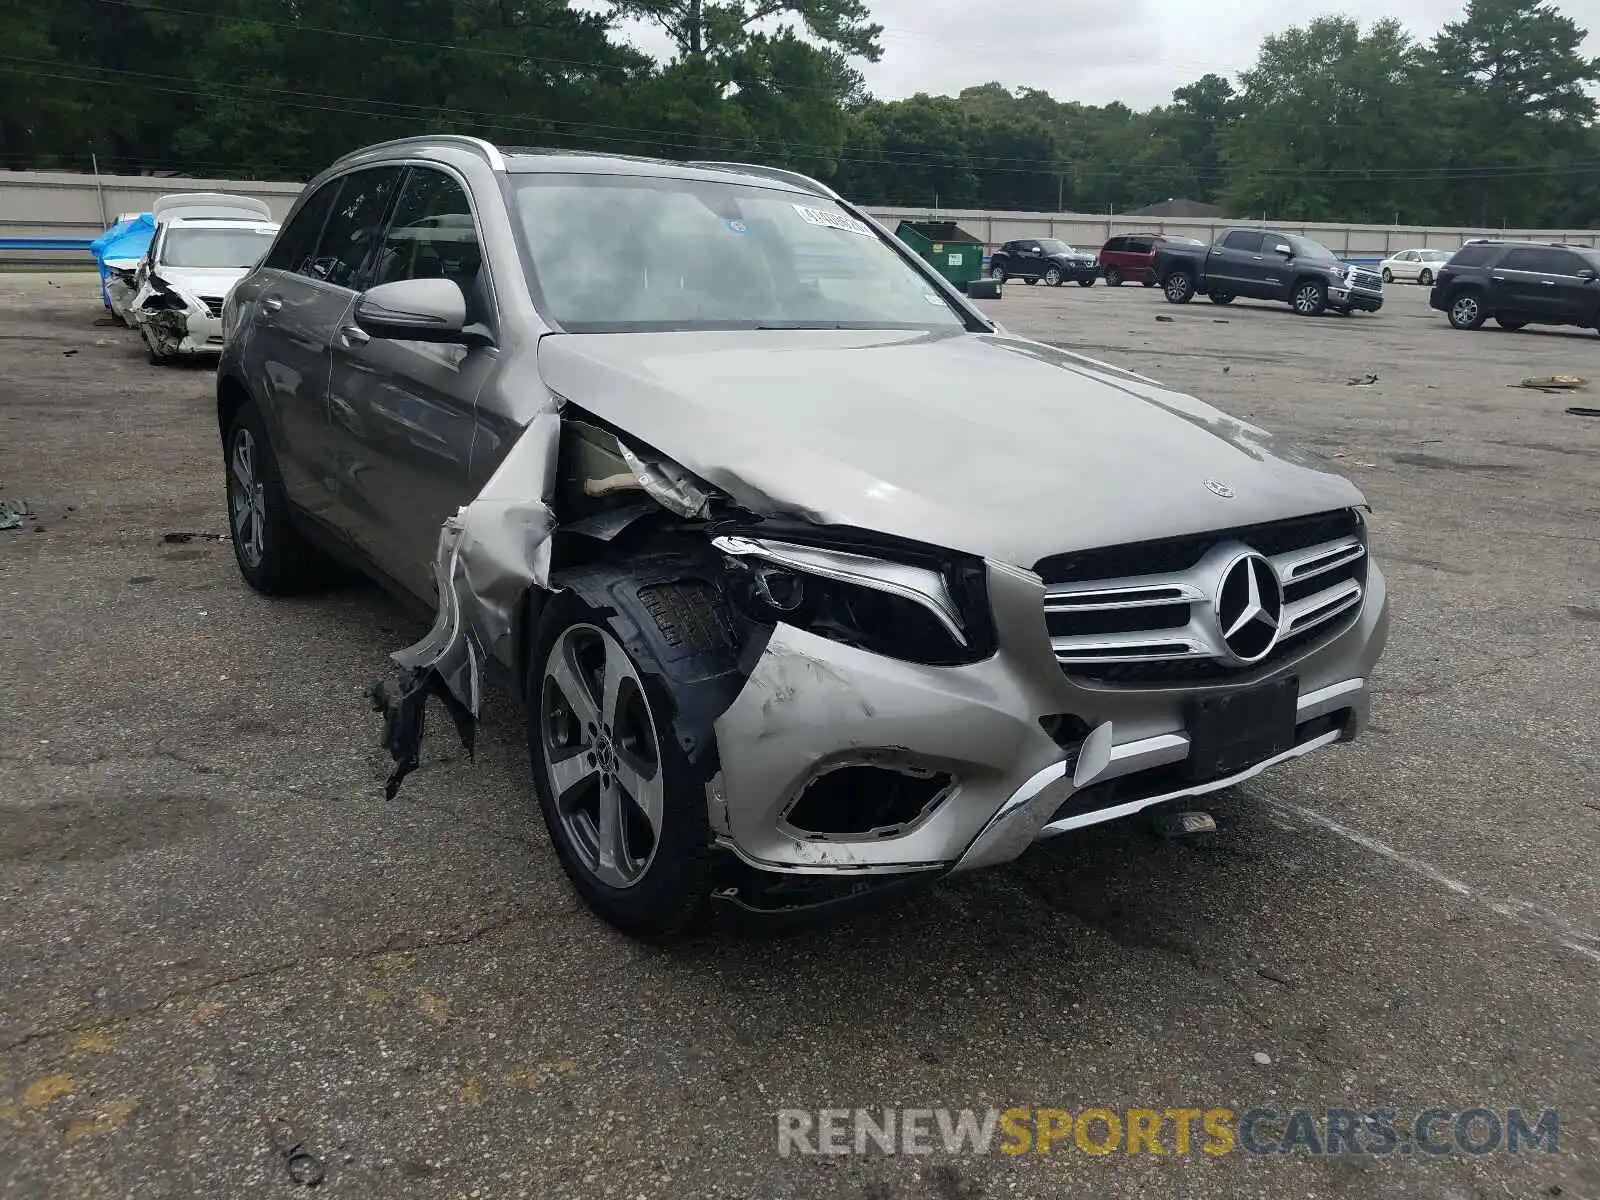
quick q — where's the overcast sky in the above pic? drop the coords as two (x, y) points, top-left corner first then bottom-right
(586, 0), (1600, 109)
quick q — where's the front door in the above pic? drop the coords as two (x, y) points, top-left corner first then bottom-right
(1208, 230), (1264, 295)
(325, 166), (496, 604)
(1495, 247), (1584, 321)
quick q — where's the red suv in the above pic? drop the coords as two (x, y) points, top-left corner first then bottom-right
(1098, 234), (1204, 287)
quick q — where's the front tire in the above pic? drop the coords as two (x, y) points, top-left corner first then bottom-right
(989, 263), (1007, 283)
(1292, 279), (1327, 316)
(1208, 292), (1235, 305)
(223, 402), (333, 595)
(1043, 265), (1063, 286)
(528, 593), (714, 940)
(1077, 276), (1095, 287)
(1419, 269), (1434, 286)
(1104, 267), (1123, 287)
(1163, 270), (1195, 304)
(1496, 317), (1526, 331)
(1447, 291), (1485, 330)
(1382, 268), (1393, 283)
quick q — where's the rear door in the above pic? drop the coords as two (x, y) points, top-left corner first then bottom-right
(1208, 230), (1264, 294)
(324, 164), (497, 603)
(229, 175), (366, 523)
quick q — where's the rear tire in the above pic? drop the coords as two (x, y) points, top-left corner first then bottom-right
(1208, 292), (1235, 305)
(1105, 267), (1123, 287)
(1496, 318), (1526, 331)
(989, 264), (1007, 283)
(1142, 279), (1156, 288)
(1024, 277), (1038, 286)
(223, 402), (334, 595)
(1447, 291), (1485, 330)
(1163, 270), (1195, 304)
(1077, 276), (1095, 287)
(1419, 269), (1434, 286)
(527, 591), (714, 941)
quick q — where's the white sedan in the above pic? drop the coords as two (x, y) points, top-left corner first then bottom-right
(1379, 248), (1452, 285)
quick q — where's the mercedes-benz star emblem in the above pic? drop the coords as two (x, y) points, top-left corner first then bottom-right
(1204, 479), (1235, 499)
(1215, 552), (1283, 663)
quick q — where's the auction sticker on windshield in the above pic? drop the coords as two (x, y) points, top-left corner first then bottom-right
(794, 204), (872, 237)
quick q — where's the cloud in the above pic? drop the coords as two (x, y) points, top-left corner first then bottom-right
(584, 0), (1600, 110)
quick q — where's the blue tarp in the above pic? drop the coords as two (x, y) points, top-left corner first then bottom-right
(89, 214), (154, 308)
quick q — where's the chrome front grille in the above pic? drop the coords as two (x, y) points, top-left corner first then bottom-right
(200, 296), (224, 318)
(1351, 269), (1382, 291)
(1040, 510), (1367, 686)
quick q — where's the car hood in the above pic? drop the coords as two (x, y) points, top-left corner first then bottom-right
(536, 328), (1365, 568)
(151, 266), (250, 296)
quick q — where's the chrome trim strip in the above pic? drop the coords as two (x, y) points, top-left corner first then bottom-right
(713, 835), (949, 877)
(1272, 536), (1366, 584)
(1284, 579), (1363, 635)
(713, 535), (967, 645)
(1039, 729), (1344, 838)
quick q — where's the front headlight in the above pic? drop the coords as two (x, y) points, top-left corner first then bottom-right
(713, 535), (995, 666)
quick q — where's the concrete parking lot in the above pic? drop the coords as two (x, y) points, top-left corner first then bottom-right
(1, 271), (1595, 1199)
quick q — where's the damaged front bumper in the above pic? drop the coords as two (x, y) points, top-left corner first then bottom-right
(134, 281), (227, 357)
(709, 559), (1386, 878)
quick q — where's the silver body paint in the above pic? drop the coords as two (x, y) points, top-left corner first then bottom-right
(219, 140), (1389, 879)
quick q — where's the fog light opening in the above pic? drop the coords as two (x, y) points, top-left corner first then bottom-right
(784, 764), (956, 840)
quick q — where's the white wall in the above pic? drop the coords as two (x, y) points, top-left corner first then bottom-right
(2, 169), (1595, 262)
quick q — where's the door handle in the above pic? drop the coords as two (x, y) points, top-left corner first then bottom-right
(1541, 280), (1556, 286)
(261, 296), (283, 314)
(339, 324), (371, 348)
(1252, 255), (1264, 260)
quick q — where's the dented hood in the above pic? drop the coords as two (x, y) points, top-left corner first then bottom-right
(537, 328), (1364, 568)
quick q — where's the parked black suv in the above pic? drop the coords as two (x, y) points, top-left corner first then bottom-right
(1429, 240), (1600, 334)
(988, 238), (1098, 286)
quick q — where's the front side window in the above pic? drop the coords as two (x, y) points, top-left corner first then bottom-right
(1222, 230), (1263, 252)
(369, 168), (483, 299)
(512, 174), (967, 333)
(160, 226), (277, 269)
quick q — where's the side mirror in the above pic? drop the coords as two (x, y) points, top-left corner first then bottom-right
(1579, 268), (1598, 281)
(1272, 243), (1293, 257)
(354, 278), (473, 344)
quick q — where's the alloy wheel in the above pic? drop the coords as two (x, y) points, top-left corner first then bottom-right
(1450, 295), (1480, 328)
(1044, 266), (1062, 286)
(540, 623), (665, 890)
(1294, 284), (1324, 315)
(1419, 269), (1433, 286)
(990, 265), (1006, 282)
(228, 428), (267, 569)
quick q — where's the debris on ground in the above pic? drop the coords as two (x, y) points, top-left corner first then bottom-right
(1514, 375), (1587, 393)
(1347, 373), (1379, 386)
(0, 499), (34, 531)
(1252, 1051), (1273, 1066)
(161, 531), (229, 544)
(261, 1117), (326, 1189)
(1331, 453), (1377, 467)
(1155, 315), (1174, 323)
(1566, 406), (1600, 418)
(1213, 319), (1229, 324)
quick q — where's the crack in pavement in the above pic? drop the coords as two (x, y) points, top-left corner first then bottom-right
(0, 908), (527, 1056)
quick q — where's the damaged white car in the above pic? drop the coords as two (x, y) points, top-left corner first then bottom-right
(217, 138), (1389, 938)
(134, 194), (277, 363)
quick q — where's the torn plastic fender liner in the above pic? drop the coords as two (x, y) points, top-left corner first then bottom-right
(375, 408), (563, 796)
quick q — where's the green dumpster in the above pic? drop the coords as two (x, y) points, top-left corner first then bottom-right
(894, 220), (985, 291)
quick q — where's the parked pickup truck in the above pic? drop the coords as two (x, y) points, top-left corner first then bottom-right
(1154, 228), (1384, 316)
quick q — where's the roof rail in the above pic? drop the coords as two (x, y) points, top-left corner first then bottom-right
(686, 161), (840, 200)
(333, 135), (506, 171)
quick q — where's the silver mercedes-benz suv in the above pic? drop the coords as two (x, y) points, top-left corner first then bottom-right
(217, 136), (1389, 937)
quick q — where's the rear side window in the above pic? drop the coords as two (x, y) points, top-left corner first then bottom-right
(310, 166), (404, 289)
(1448, 244), (1496, 267)
(265, 182), (339, 275)
(1126, 238), (1153, 253)
(1102, 237), (1126, 252)
(1222, 230), (1264, 251)
(1499, 247), (1582, 272)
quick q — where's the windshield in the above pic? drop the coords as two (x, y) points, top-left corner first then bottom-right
(1287, 235), (1340, 262)
(511, 175), (966, 333)
(1418, 249), (1450, 261)
(161, 227), (276, 269)
(1038, 239), (1077, 255)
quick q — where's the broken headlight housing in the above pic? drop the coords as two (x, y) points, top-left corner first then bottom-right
(713, 535), (996, 667)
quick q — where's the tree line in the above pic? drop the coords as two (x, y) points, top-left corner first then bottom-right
(3, 0), (1598, 228)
